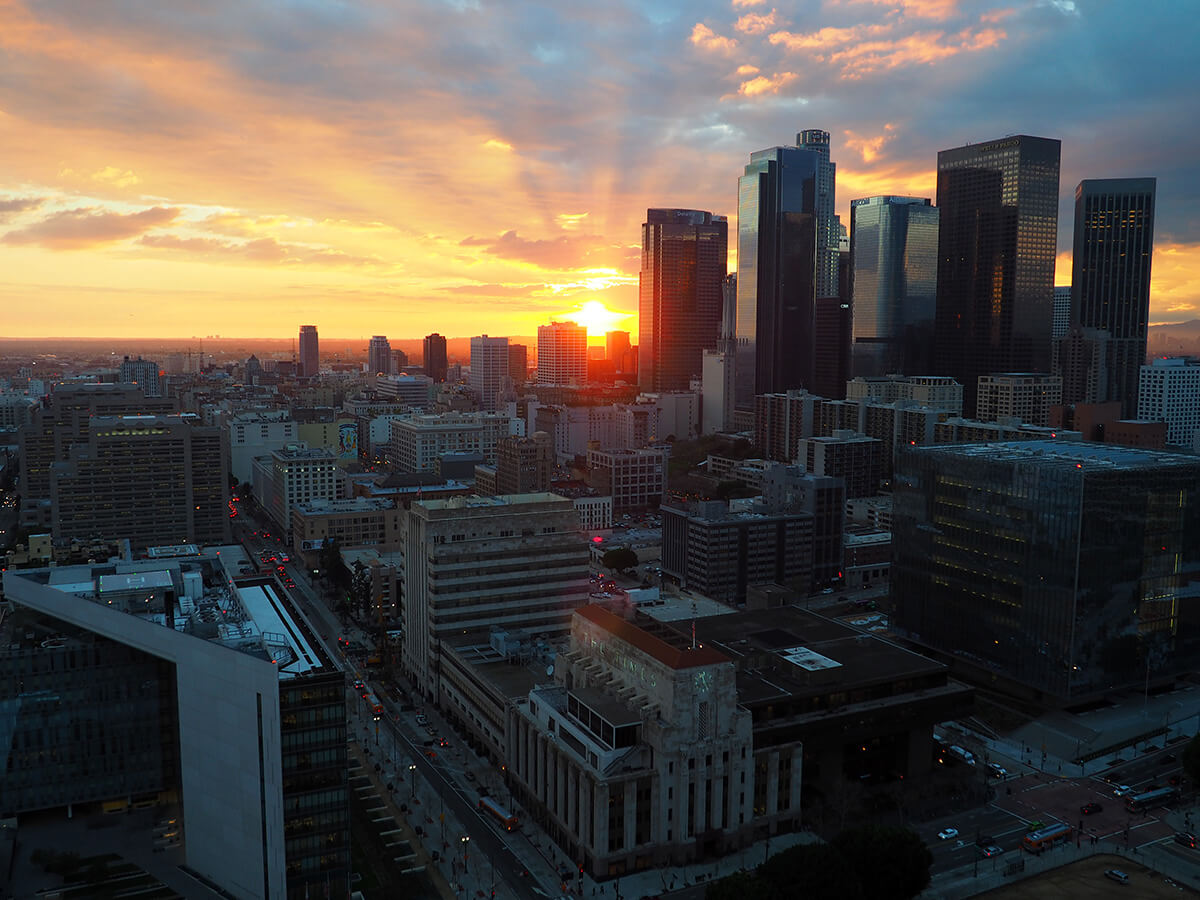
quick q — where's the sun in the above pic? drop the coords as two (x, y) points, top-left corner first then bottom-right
(566, 300), (633, 336)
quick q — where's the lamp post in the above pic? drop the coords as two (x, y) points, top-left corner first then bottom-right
(409, 763), (417, 800)
(461, 835), (470, 876)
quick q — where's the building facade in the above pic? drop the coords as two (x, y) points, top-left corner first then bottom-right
(367, 335), (393, 376)
(798, 431), (884, 499)
(1138, 357), (1200, 446)
(423, 333), (448, 383)
(586, 447), (668, 515)
(118, 356), (164, 398)
(470, 335), (511, 411)
(975, 373), (1063, 426)
(387, 412), (512, 473)
(299, 325), (319, 378)
(796, 128), (839, 300)
(496, 432), (554, 495)
(537, 322), (588, 386)
(252, 446), (341, 538)
(225, 411), (299, 486)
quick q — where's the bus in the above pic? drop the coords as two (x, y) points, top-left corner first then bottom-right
(1125, 786), (1178, 813)
(364, 692), (383, 721)
(1022, 823), (1072, 854)
(478, 795), (519, 831)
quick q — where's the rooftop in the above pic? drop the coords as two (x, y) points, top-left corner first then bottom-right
(911, 439), (1200, 472)
(576, 604), (730, 670)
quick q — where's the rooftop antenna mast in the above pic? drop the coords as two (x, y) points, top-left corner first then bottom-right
(691, 599), (697, 650)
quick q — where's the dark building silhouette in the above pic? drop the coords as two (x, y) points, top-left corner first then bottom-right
(423, 332), (448, 382)
(933, 136), (1060, 417)
(1071, 178), (1156, 417)
(509, 343), (528, 383)
(849, 196), (939, 378)
(638, 209), (728, 392)
(298, 324), (319, 377)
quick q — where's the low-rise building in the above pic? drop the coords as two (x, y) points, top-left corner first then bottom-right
(387, 412), (512, 473)
(975, 373), (1062, 427)
(290, 497), (402, 557)
(586, 447), (668, 515)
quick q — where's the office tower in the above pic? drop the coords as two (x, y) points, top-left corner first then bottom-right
(975, 373), (1062, 426)
(1138, 357), (1200, 446)
(796, 128), (839, 299)
(392, 348), (409, 370)
(496, 431), (554, 494)
(367, 334), (392, 375)
(812, 296), (851, 400)
(1053, 286), (1072, 339)
(469, 334), (510, 410)
(48, 415), (230, 549)
(606, 330), (632, 370)
(423, 332), (448, 382)
(798, 431), (884, 498)
(536, 321), (587, 385)
(735, 144), (821, 407)
(252, 445), (341, 537)
(118, 355), (164, 397)
(892, 441), (1200, 700)
(386, 411), (512, 472)
(1055, 325), (1111, 407)
(933, 136), (1061, 417)
(637, 208), (728, 392)
(849, 196), (939, 378)
(4, 553), (350, 899)
(401, 493), (589, 699)
(509, 343), (528, 383)
(1072, 178), (1157, 418)
(298, 324), (319, 377)
(585, 447), (668, 515)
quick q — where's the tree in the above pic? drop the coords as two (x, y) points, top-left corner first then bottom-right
(318, 536), (343, 584)
(759, 843), (862, 900)
(350, 560), (373, 621)
(831, 824), (932, 900)
(601, 547), (638, 574)
(1183, 733), (1200, 785)
(705, 870), (781, 900)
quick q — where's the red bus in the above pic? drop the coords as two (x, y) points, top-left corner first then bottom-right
(478, 796), (519, 831)
(1022, 823), (1071, 854)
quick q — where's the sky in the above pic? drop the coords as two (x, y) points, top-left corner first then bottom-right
(1, 0), (1198, 342)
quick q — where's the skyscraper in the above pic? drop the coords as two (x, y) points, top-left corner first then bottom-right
(298, 324), (319, 377)
(638, 208), (728, 392)
(423, 332), (448, 382)
(367, 334), (392, 375)
(796, 129), (840, 300)
(932, 135), (1060, 417)
(508, 343), (528, 383)
(1071, 178), (1157, 418)
(1053, 286), (1072, 339)
(849, 196), (939, 378)
(536, 321), (587, 385)
(735, 144), (821, 407)
(606, 330), (632, 372)
(469, 335), (510, 410)
(118, 355), (164, 398)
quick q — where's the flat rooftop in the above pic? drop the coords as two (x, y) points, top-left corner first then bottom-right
(915, 439), (1200, 472)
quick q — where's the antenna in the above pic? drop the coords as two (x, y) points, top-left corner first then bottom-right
(691, 599), (697, 650)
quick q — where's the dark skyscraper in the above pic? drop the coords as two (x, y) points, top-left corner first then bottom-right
(638, 209), (728, 392)
(932, 135), (1060, 417)
(735, 145), (820, 407)
(1071, 178), (1156, 417)
(796, 128), (840, 300)
(508, 343), (528, 383)
(849, 196), (939, 378)
(298, 324), (319, 377)
(423, 332), (448, 382)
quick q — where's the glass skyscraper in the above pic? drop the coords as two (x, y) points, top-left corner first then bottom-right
(932, 135), (1060, 417)
(638, 208), (728, 392)
(849, 196), (939, 378)
(796, 129), (839, 300)
(735, 145), (820, 408)
(1071, 178), (1157, 417)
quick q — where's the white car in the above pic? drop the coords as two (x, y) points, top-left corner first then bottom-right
(938, 827), (959, 841)
(988, 763), (1008, 778)
(1113, 784), (1133, 797)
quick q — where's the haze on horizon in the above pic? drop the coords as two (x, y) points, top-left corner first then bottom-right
(0, 0), (1197, 341)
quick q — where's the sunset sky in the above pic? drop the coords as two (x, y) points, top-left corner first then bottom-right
(1, 0), (1197, 341)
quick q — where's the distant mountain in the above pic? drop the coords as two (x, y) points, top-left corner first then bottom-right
(1149, 320), (1200, 358)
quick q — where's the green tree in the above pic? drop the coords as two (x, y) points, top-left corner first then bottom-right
(831, 824), (932, 900)
(318, 536), (343, 584)
(1183, 733), (1200, 785)
(760, 842), (862, 900)
(350, 560), (373, 621)
(601, 547), (639, 574)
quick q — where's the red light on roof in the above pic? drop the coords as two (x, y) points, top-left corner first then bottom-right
(1076, 463), (1082, 468)
(592, 536), (603, 543)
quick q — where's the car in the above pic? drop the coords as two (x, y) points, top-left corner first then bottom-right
(988, 763), (1008, 778)
(353, 679), (365, 691)
(1113, 785), (1133, 797)
(1081, 802), (1103, 815)
(415, 714), (428, 726)
(1169, 775), (1183, 786)
(1104, 869), (1129, 885)
(937, 828), (959, 841)
(1175, 832), (1196, 849)
(821, 587), (835, 595)
(438, 737), (449, 747)
(978, 845), (1003, 858)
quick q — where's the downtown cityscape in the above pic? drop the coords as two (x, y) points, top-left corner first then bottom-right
(2, 2), (1200, 900)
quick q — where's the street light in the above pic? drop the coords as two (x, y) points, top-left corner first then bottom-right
(409, 763), (417, 800)
(461, 835), (470, 875)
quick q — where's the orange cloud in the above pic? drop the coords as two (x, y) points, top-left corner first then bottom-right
(732, 0), (767, 6)
(2, 205), (178, 250)
(1149, 242), (1200, 322)
(735, 64), (761, 76)
(844, 124), (897, 162)
(838, 164), (936, 207)
(830, 27), (1006, 78)
(833, 0), (960, 21)
(768, 24), (893, 51)
(736, 71), (798, 97)
(139, 233), (381, 267)
(690, 23), (739, 53)
(735, 9), (779, 35)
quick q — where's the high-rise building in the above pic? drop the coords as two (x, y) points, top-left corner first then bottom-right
(367, 334), (392, 375)
(735, 144), (821, 406)
(392, 348), (409, 370)
(223, 411), (299, 485)
(509, 343), (528, 383)
(536, 321), (587, 385)
(637, 208), (728, 392)
(469, 334), (510, 410)
(496, 431), (554, 495)
(251, 445), (341, 539)
(1138, 357), (1200, 446)
(606, 331), (632, 369)
(933, 136), (1061, 417)
(892, 441), (1200, 701)
(1071, 178), (1157, 417)
(849, 196), (939, 378)
(423, 332), (448, 382)
(812, 296), (851, 400)
(298, 324), (319, 377)
(118, 355), (164, 398)
(1055, 325), (1111, 407)
(796, 128), (839, 300)
(1053, 286), (1072, 340)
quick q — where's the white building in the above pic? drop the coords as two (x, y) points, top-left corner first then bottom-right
(536, 321), (588, 386)
(1138, 357), (1200, 447)
(638, 391), (700, 441)
(845, 374), (963, 413)
(252, 444), (342, 537)
(224, 411), (299, 485)
(701, 349), (735, 434)
(375, 373), (434, 406)
(387, 411), (513, 473)
(470, 335), (511, 412)
(572, 493), (613, 530)
(975, 373), (1062, 427)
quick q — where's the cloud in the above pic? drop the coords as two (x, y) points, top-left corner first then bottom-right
(138, 233), (379, 267)
(439, 282), (542, 296)
(690, 23), (739, 53)
(735, 64), (760, 76)
(459, 229), (590, 269)
(91, 166), (140, 188)
(829, 27), (1007, 78)
(844, 123), (896, 162)
(2, 206), (178, 249)
(732, 0), (766, 6)
(736, 72), (798, 97)
(769, 24), (892, 52)
(0, 196), (45, 215)
(834, 0), (960, 21)
(735, 9), (778, 35)
(483, 138), (513, 152)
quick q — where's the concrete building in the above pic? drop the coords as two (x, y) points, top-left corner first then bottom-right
(701, 350), (735, 435)
(797, 431), (884, 499)
(298, 324), (319, 377)
(933, 417), (1080, 444)
(509, 343), (529, 384)
(845, 375), (963, 413)
(2, 552), (349, 899)
(387, 411), (512, 473)
(470, 335), (511, 411)
(224, 411), (299, 486)
(1138, 357), (1200, 447)
(975, 373), (1062, 426)
(660, 499), (814, 603)
(118, 355), (164, 398)
(586, 447), (668, 515)
(423, 333), (448, 383)
(367, 335), (392, 375)
(537, 322), (588, 386)
(50, 415), (231, 550)
(496, 432), (554, 495)
(893, 441), (1200, 702)
(375, 373), (436, 407)
(1055, 325), (1111, 407)
(252, 445), (341, 539)
(401, 493), (590, 702)
(290, 497), (402, 556)
(759, 464), (845, 589)
(1053, 285), (1072, 339)
(0, 391), (37, 428)
(755, 390), (820, 463)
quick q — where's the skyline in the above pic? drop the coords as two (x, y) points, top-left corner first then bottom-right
(2, 0), (1198, 340)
